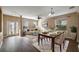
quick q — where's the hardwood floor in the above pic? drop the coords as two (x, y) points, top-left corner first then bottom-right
(66, 39), (78, 52)
(0, 36), (40, 52)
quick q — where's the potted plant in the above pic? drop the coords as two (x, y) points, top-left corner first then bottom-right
(70, 26), (77, 33)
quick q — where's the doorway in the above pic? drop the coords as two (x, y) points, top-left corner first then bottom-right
(7, 21), (19, 36)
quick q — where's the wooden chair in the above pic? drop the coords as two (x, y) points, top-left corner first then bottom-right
(38, 34), (51, 45)
(54, 33), (65, 52)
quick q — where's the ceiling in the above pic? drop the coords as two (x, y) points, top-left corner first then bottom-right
(2, 6), (79, 20)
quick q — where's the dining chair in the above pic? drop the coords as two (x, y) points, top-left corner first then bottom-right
(54, 33), (65, 52)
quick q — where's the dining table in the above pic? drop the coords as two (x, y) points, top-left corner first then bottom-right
(38, 31), (64, 52)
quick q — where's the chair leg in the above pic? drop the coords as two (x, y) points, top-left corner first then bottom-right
(38, 38), (40, 45)
(60, 45), (62, 52)
(48, 38), (50, 42)
(63, 40), (65, 49)
(41, 38), (43, 45)
(38, 34), (40, 45)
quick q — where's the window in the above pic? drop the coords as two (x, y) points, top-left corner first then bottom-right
(55, 19), (67, 30)
(61, 20), (67, 26)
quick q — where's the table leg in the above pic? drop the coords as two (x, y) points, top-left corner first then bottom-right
(60, 45), (62, 52)
(51, 38), (54, 52)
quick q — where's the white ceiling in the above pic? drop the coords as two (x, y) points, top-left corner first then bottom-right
(2, 6), (79, 20)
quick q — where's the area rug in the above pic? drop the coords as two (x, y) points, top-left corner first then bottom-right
(26, 35), (69, 52)
(33, 39), (69, 52)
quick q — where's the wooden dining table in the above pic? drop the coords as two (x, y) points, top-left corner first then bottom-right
(38, 31), (64, 52)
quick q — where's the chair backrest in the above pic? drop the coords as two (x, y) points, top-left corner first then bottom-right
(55, 33), (65, 44)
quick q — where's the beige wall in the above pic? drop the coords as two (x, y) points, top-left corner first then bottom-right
(0, 7), (3, 43)
(47, 17), (55, 29)
(67, 13), (78, 28)
(0, 8), (2, 32)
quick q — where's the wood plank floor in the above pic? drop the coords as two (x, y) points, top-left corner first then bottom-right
(67, 39), (78, 52)
(0, 36), (40, 52)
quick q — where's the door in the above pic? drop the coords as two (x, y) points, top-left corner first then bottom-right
(7, 21), (19, 36)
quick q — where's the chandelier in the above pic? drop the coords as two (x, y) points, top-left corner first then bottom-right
(48, 8), (55, 16)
